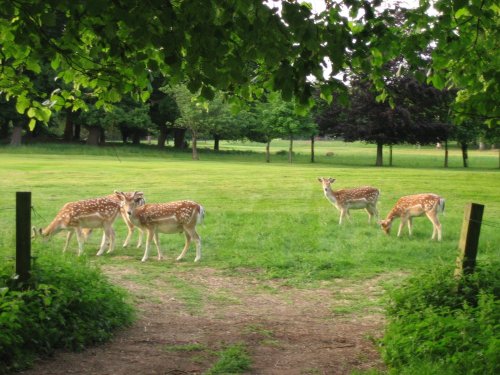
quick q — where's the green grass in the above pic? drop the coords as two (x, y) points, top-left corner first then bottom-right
(0, 142), (498, 287)
(205, 343), (252, 375)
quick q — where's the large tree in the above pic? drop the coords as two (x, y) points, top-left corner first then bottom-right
(1, 1), (497, 131)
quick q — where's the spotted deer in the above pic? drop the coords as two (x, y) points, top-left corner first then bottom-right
(64, 191), (146, 249)
(117, 192), (205, 262)
(379, 193), (445, 240)
(318, 177), (380, 224)
(34, 195), (123, 256)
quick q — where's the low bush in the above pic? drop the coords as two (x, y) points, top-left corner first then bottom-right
(0, 252), (134, 373)
(381, 262), (500, 374)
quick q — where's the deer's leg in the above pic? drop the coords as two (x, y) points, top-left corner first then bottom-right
(366, 205), (377, 224)
(426, 212), (442, 241)
(193, 230), (202, 262)
(96, 230), (106, 256)
(345, 209), (352, 222)
(339, 209), (346, 225)
(397, 217), (406, 237)
(176, 229), (193, 261)
(121, 211), (134, 248)
(74, 228), (85, 256)
(151, 230), (163, 260)
(63, 230), (73, 253)
(136, 227), (143, 248)
(407, 218), (413, 236)
(106, 226), (116, 253)
(141, 228), (154, 262)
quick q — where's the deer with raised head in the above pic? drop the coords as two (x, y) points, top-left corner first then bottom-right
(379, 193), (445, 240)
(64, 191), (146, 249)
(33, 195), (124, 256)
(318, 177), (380, 225)
(117, 192), (205, 262)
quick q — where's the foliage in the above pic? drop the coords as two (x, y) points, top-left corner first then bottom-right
(0, 252), (134, 373)
(398, 0), (500, 126)
(206, 343), (252, 375)
(382, 263), (500, 374)
(1, 0), (497, 131)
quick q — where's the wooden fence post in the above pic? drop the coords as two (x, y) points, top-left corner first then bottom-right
(454, 203), (484, 278)
(16, 191), (31, 283)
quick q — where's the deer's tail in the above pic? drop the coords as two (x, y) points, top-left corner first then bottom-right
(197, 205), (205, 225)
(438, 198), (445, 215)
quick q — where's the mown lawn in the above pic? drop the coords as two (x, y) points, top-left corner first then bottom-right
(0, 142), (498, 285)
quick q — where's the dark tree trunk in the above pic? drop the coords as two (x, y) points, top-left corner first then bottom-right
(74, 123), (81, 141)
(191, 129), (199, 160)
(10, 125), (22, 146)
(121, 131), (128, 144)
(266, 140), (271, 163)
(157, 126), (167, 148)
(444, 139), (449, 168)
(214, 135), (220, 151)
(63, 109), (74, 141)
(288, 136), (294, 163)
(87, 127), (101, 146)
(389, 145), (393, 166)
(132, 132), (141, 145)
(461, 142), (469, 168)
(174, 128), (186, 149)
(99, 127), (106, 145)
(375, 142), (383, 166)
(0, 120), (10, 140)
(310, 135), (315, 163)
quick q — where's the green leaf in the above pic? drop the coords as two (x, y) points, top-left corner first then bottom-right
(50, 54), (61, 70)
(430, 74), (445, 90)
(28, 118), (36, 131)
(371, 48), (383, 67)
(15, 97), (31, 114)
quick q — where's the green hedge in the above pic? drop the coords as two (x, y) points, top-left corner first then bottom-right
(382, 263), (500, 375)
(0, 253), (134, 373)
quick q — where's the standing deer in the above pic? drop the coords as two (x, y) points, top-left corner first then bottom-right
(318, 177), (380, 224)
(379, 193), (445, 240)
(117, 192), (205, 262)
(64, 191), (146, 249)
(34, 195), (123, 256)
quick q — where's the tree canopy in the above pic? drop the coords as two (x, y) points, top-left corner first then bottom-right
(1, 0), (498, 128)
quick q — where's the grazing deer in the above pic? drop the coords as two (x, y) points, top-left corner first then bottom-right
(34, 195), (123, 256)
(64, 191), (146, 249)
(318, 177), (380, 224)
(379, 193), (445, 240)
(117, 192), (204, 262)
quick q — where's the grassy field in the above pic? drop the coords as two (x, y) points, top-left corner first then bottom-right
(1, 141), (498, 285)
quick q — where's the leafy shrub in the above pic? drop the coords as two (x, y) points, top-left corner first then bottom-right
(0, 252), (134, 373)
(382, 262), (500, 374)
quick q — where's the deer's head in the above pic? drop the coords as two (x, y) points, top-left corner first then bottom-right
(379, 219), (392, 234)
(318, 177), (336, 194)
(115, 191), (144, 216)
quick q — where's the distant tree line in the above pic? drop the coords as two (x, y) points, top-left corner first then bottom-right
(0, 70), (497, 167)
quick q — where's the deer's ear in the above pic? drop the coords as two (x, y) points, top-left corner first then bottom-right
(134, 191), (144, 198)
(328, 178), (336, 183)
(114, 191), (125, 200)
(317, 177), (323, 182)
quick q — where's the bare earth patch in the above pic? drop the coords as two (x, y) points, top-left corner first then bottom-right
(20, 264), (386, 375)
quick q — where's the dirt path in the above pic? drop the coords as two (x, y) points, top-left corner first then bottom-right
(21, 265), (386, 375)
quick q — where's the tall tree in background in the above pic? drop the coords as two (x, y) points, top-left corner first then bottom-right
(149, 80), (181, 149)
(168, 85), (206, 160)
